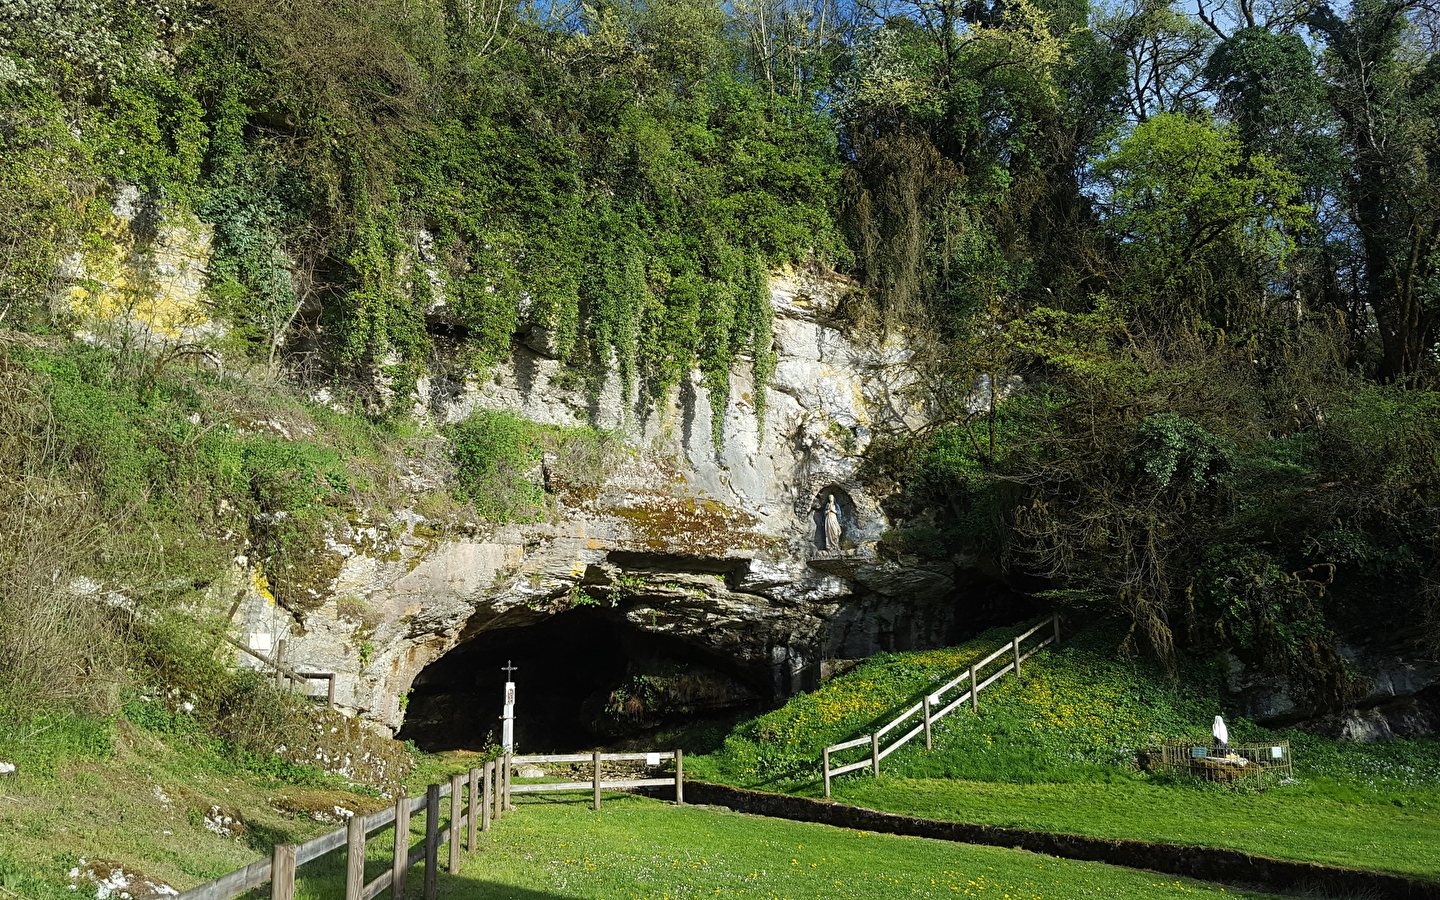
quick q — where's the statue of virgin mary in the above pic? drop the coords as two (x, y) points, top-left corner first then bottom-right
(824, 494), (842, 552)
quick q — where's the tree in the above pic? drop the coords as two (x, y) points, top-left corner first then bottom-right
(731, 0), (848, 101)
(1093, 113), (1308, 325)
(1095, 0), (1216, 123)
(1308, 0), (1440, 380)
(1204, 26), (1345, 322)
(841, 0), (1086, 323)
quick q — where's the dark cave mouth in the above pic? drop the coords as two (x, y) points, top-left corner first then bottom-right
(396, 608), (766, 754)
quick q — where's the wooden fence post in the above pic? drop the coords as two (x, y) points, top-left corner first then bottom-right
(504, 753), (513, 812)
(970, 665), (979, 712)
(870, 733), (880, 777)
(467, 767), (480, 851)
(482, 762), (492, 832)
(270, 844), (296, 900)
(1013, 636), (1022, 676)
(674, 749), (684, 806)
(923, 695), (933, 751)
(391, 790), (409, 900)
(449, 773), (463, 875)
(492, 760), (503, 822)
(424, 784), (440, 900)
(1053, 615), (1061, 646)
(822, 747), (831, 799)
(592, 750), (602, 810)
(274, 640), (287, 691)
(327, 675), (336, 708)
(345, 813), (365, 900)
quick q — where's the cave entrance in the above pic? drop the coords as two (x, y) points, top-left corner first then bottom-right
(397, 607), (764, 754)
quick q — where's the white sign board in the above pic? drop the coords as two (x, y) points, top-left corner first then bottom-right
(249, 632), (272, 652)
(646, 753), (661, 767)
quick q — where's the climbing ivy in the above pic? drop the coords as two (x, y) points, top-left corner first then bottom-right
(1, 2), (844, 441)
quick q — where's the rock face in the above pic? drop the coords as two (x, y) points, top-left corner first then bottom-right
(53, 184), (219, 350)
(46, 188), (1017, 747)
(1225, 643), (1440, 741)
(228, 263), (1017, 744)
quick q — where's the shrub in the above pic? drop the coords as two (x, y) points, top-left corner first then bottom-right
(448, 410), (619, 522)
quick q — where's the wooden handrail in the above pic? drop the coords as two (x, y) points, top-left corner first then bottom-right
(821, 616), (1060, 797)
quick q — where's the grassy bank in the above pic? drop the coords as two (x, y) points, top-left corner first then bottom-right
(690, 622), (1440, 880)
(694, 621), (1226, 788)
(0, 717), (374, 900)
(3, 714), (1300, 900)
(833, 778), (1440, 879)
(0, 705), (488, 900)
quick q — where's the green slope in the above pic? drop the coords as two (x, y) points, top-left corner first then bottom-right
(692, 623), (1440, 879)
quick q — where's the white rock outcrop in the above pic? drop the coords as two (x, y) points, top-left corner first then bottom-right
(224, 262), (986, 737)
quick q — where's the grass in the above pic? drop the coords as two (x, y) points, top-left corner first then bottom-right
(3, 626), (1431, 900)
(0, 711), (482, 900)
(691, 621), (1440, 882)
(389, 792), (1290, 900)
(831, 778), (1440, 879)
(0, 727), (345, 900)
(693, 620), (1227, 788)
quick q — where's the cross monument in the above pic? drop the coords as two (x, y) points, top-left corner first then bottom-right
(501, 660), (518, 752)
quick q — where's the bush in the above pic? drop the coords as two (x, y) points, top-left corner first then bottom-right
(448, 410), (619, 522)
(0, 342), (419, 759)
(0, 354), (125, 717)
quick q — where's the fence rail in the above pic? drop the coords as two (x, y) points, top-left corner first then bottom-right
(822, 616), (1060, 797)
(225, 636), (337, 708)
(507, 750), (684, 807)
(175, 749), (683, 900)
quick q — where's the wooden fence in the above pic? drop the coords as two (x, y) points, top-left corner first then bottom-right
(822, 616), (1060, 797)
(507, 751), (684, 808)
(174, 750), (683, 900)
(226, 636), (337, 708)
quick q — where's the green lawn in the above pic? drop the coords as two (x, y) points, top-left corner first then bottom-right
(390, 793), (1289, 900)
(829, 777), (1440, 880)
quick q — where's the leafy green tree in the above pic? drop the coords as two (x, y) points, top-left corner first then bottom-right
(1204, 26), (1345, 319)
(1092, 113), (1308, 325)
(842, 0), (1102, 325)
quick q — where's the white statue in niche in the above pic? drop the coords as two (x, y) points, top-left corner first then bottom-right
(824, 494), (843, 553)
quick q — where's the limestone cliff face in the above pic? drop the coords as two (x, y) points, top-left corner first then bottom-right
(53, 184), (217, 350)
(228, 265), (995, 737)
(46, 188), (1005, 743)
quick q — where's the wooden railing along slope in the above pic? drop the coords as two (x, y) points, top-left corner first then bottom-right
(821, 616), (1060, 796)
